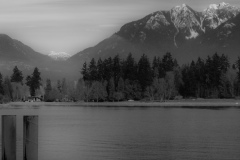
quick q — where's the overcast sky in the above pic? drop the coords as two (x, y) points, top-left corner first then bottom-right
(0, 0), (239, 55)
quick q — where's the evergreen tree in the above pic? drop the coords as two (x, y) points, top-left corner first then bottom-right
(97, 58), (104, 81)
(158, 61), (165, 78)
(115, 77), (125, 101)
(162, 52), (174, 72)
(10, 66), (24, 101)
(102, 57), (113, 81)
(195, 57), (206, 98)
(123, 53), (137, 81)
(108, 77), (115, 101)
(152, 56), (159, 78)
(113, 55), (121, 87)
(0, 73), (4, 95)
(11, 66), (23, 83)
(138, 54), (152, 93)
(81, 62), (89, 81)
(89, 58), (98, 81)
(26, 67), (42, 96)
(152, 56), (159, 70)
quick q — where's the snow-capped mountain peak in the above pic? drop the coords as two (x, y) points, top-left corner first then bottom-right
(203, 2), (240, 30)
(209, 4), (218, 10)
(219, 2), (229, 8)
(170, 4), (203, 43)
(48, 51), (71, 61)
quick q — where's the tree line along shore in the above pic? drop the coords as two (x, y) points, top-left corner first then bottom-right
(1, 52), (240, 103)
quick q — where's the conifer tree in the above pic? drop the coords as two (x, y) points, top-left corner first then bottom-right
(162, 52), (174, 72)
(138, 54), (152, 92)
(89, 58), (98, 81)
(113, 55), (121, 87)
(26, 67), (42, 96)
(0, 73), (4, 95)
(11, 66), (23, 83)
(81, 62), (89, 81)
(108, 77), (115, 101)
(97, 58), (104, 81)
(123, 53), (137, 81)
(102, 57), (113, 81)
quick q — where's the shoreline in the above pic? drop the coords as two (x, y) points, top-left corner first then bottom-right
(3, 99), (240, 107)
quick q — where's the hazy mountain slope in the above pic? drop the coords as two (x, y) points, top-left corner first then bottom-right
(0, 34), (79, 81)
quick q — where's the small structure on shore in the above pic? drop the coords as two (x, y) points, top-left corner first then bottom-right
(27, 96), (43, 102)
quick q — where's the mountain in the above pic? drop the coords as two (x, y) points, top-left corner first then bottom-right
(203, 2), (240, 31)
(47, 51), (71, 61)
(0, 34), (78, 81)
(69, 2), (240, 66)
(0, 34), (50, 62)
(198, 12), (240, 55)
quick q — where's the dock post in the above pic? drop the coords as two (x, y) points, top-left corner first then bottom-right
(2, 115), (16, 160)
(23, 116), (38, 160)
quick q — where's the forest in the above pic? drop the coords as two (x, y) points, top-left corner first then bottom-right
(80, 52), (240, 102)
(1, 52), (240, 103)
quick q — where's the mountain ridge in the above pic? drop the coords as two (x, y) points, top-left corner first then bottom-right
(69, 2), (240, 66)
(1, 2), (240, 81)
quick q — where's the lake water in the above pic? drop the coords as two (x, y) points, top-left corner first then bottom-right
(0, 104), (240, 160)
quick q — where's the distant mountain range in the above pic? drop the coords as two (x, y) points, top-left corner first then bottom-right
(47, 51), (71, 61)
(69, 2), (240, 65)
(0, 34), (78, 81)
(1, 2), (240, 81)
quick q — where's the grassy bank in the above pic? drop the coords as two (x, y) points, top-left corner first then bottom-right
(3, 99), (240, 107)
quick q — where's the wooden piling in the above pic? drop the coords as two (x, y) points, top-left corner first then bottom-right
(2, 115), (16, 160)
(23, 116), (38, 160)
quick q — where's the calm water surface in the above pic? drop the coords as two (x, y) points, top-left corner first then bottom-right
(0, 105), (240, 160)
